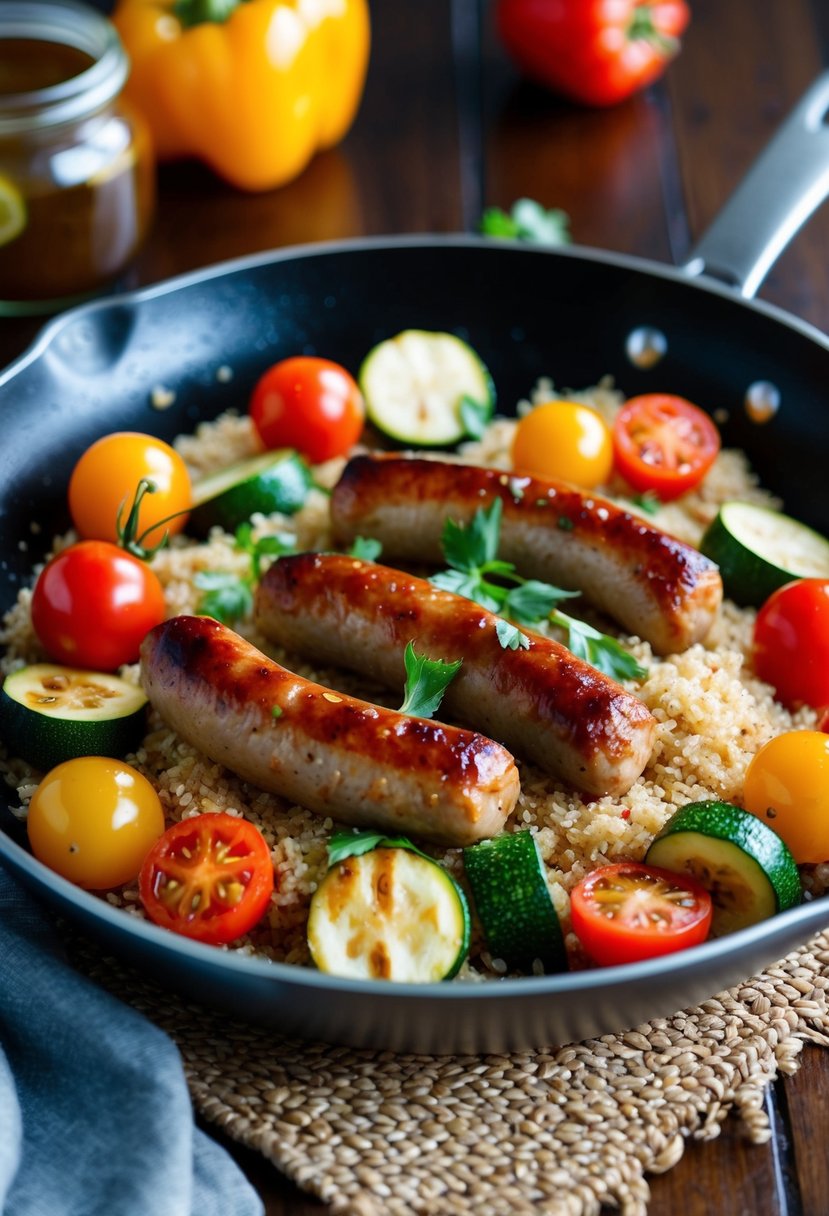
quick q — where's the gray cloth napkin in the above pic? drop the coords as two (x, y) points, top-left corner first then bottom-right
(0, 864), (264, 1216)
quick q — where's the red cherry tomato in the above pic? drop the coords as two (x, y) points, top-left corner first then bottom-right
(31, 541), (165, 671)
(570, 861), (713, 967)
(249, 355), (365, 463)
(612, 394), (721, 501)
(753, 579), (829, 714)
(139, 812), (275, 945)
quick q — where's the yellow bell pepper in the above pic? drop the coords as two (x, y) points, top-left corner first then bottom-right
(112, 0), (371, 192)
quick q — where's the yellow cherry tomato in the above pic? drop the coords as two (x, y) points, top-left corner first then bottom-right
(743, 730), (829, 864)
(511, 400), (614, 488)
(27, 757), (165, 889)
(68, 432), (192, 547)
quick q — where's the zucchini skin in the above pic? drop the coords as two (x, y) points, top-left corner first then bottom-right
(0, 666), (147, 771)
(189, 451), (312, 536)
(646, 799), (801, 934)
(464, 832), (567, 972)
(700, 502), (829, 607)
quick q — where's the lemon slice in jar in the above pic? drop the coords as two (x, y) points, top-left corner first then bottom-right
(0, 174), (25, 246)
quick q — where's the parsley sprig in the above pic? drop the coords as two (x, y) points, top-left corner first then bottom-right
(327, 830), (432, 867)
(398, 640), (462, 718)
(480, 198), (571, 246)
(430, 499), (647, 681)
(195, 522), (295, 624)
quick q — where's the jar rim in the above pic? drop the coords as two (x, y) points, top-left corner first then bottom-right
(0, 0), (128, 133)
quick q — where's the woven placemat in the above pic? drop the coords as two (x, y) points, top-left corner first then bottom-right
(68, 931), (829, 1216)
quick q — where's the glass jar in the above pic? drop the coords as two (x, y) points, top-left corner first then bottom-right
(0, 0), (155, 315)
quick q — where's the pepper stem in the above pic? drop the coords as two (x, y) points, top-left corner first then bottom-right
(173, 0), (246, 29)
(628, 4), (679, 55)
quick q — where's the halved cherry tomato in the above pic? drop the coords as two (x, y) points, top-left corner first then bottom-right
(570, 861), (713, 967)
(511, 400), (614, 488)
(612, 394), (720, 501)
(249, 356), (365, 464)
(753, 579), (829, 714)
(28, 757), (165, 890)
(69, 432), (192, 548)
(139, 812), (275, 945)
(31, 540), (165, 671)
(744, 731), (829, 865)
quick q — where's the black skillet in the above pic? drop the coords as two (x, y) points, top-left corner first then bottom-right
(1, 77), (829, 1054)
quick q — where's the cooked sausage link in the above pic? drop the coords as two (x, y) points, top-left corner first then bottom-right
(255, 553), (657, 797)
(139, 615), (520, 846)
(330, 454), (723, 655)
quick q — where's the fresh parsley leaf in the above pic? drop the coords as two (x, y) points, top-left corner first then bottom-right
(194, 571), (253, 624)
(441, 498), (503, 571)
(195, 523), (296, 624)
(327, 830), (432, 867)
(480, 198), (571, 246)
(550, 611), (647, 681)
(479, 206), (522, 238)
(234, 523), (295, 579)
(630, 492), (661, 517)
(348, 535), (383, 561)
(430, 497), (648, 680)
(459, 394), (491, 440)
(431, 567), (501, 610)
(503, 579), (579, 625)
(511, 198), (571, 245)
(495, 619), (530, 650)
(398, 640), (462, 719)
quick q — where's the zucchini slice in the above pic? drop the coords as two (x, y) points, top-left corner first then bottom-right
(307, 846), (470, 981)
(464, 831), (567, 972)
(359, 329), (495, 446)
(700, 500), (829, 607)
(0, 664), (148, 771)
(645, 800), (800, 936)
(189, 449), (313, 535)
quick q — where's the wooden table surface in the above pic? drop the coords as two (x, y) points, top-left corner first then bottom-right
(4, 1), (829, 1211)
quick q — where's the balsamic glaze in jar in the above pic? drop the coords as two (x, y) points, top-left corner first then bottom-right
(0, 2), (154, 313)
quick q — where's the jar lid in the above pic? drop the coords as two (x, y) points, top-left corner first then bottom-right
(0, 0), (128, 134)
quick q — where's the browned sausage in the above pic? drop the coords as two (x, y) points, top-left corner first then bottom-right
(255, 553), (657, 797)
(139, 615), (520, 846)
(330, 454), (722, 655)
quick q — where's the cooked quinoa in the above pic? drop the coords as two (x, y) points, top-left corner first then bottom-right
(0, 382), (822, 976)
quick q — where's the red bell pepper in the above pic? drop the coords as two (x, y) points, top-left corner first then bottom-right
(495, 0), (691, 107)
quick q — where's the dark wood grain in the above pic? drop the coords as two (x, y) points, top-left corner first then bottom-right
(2, 0), (829, 1212)
(668, 0), (829, 329)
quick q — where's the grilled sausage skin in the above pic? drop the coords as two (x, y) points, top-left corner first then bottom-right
(139, 614), (520, 845)
(255, 553), (657, 797)
(330, 454), (722, 655)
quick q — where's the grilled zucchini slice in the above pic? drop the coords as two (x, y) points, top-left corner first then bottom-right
(308, 845), (471, 982)
(646, 800), (800, 936)
(359, 329), (495, 446)
(0, 664), (147, 771)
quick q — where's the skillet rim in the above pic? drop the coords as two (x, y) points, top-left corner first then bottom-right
(3, 232), (829, 394)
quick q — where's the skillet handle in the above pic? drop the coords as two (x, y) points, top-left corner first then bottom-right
(682, 73), (829, 299)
